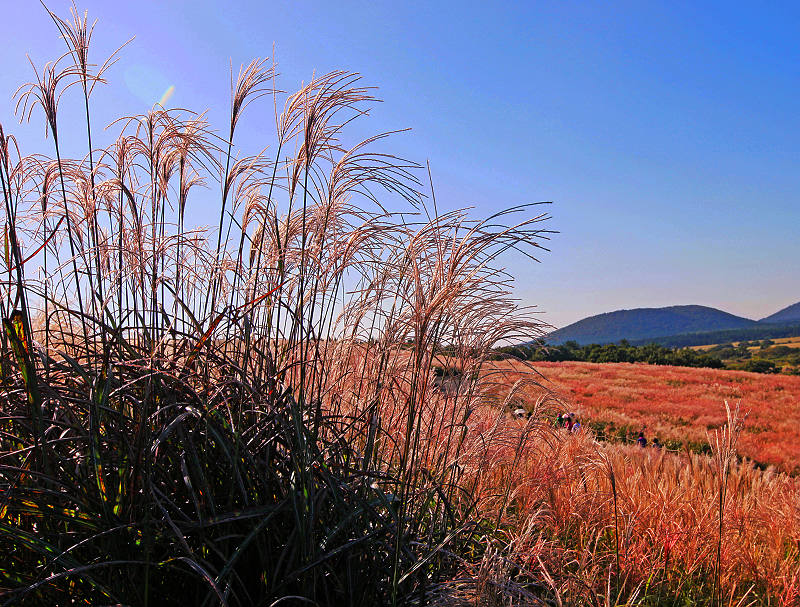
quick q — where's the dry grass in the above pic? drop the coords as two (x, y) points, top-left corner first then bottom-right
(502, 360), (800, 473)
(1, 4), (557, 605)
(427, 408), (800, 606)
(2, 5), (799, 606)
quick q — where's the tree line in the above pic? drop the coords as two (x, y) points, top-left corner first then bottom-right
(495, 339), (800, 374)
(497, 340), (725, 368)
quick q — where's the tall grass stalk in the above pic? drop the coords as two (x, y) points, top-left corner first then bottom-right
(708, 401), (745, 607)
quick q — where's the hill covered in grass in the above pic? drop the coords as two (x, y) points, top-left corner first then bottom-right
(760, 301), (800, 324)
(629, 321), (800, 348)
(547, 305), (756, 345)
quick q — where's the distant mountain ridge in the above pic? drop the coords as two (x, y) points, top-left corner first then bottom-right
(547, 302), (799, 345)
(760, 302), (800, 324)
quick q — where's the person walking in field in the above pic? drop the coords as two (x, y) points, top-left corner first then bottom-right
(651, 437), (662, 449)
(636, 431), (647, 448)
(571, 418), (582, 433)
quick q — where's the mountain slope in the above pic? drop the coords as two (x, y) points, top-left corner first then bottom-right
(760, 302), (800, 324)
(629, 322), (800, 348)
(547, 305), (756, 345)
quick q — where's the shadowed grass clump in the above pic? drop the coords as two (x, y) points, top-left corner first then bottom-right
(0, 4), (553, 606)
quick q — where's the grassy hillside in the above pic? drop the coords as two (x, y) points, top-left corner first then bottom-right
(700, 339), (800, 374)
(547, 305), (755, 345)
(521, 360), (800, 472)
(629, 321), (800, 348)
(760, 301), (800, 324)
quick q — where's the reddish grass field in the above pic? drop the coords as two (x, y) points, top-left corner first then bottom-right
(503, 360), (800, 472)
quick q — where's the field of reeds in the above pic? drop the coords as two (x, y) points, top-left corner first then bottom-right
(515, 360), (800, 473)
(2, 5), (799, 606)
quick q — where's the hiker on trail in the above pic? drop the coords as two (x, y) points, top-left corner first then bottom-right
(636, 431), (647, 448)
(571, 418), (582, 433)
(565, 414), (574, 432)
(651, 437), (662, 449)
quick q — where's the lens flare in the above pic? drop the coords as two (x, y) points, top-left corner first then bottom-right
(157, 85), (175, 107)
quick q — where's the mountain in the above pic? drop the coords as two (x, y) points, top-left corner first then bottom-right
(759, 301), (800, 324)
(547, 305), (756, 345)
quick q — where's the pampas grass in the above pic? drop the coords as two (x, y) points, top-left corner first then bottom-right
(0, 4), (552, 605)
(3, 5), (799, 607)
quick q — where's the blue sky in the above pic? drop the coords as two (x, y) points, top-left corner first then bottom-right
(3, 1), (798, 328)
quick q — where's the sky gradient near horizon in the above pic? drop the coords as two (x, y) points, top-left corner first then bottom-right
(2, 1), (798, 329)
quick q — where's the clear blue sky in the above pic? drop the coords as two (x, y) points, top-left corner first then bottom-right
(3, 1), (798, 328)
